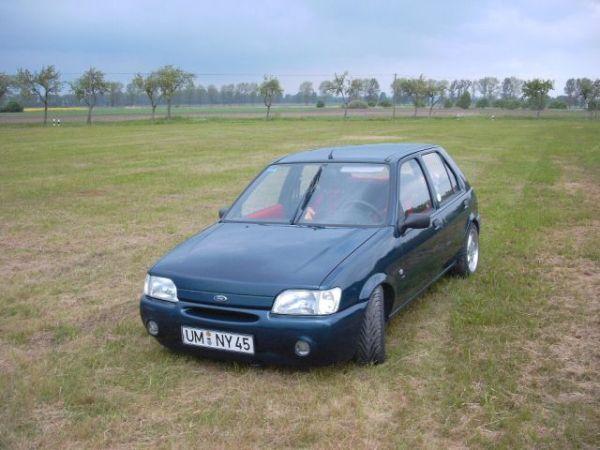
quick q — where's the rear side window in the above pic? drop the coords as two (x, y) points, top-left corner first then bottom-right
(399, 159), (433, 218)
(422, 152), (455, 203)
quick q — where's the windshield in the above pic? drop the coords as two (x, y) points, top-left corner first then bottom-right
(226, 163), (390, 226)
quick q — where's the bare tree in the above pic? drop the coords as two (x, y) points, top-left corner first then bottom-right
(16, 65), (62, 124)
(457, 80), (472, 97)
(391, 74), (399, 118)
(477, 77), (500, 100)
(324, 72), (352, 118)
(363, 78), (380, 104)
(155, 65), (194, 119)
(71, 67), (109, 125)
(298, 81), (314, 105)
(133, 73), (160, 120)
(259, 75), (283, 119)
(522, 79), (553, 118)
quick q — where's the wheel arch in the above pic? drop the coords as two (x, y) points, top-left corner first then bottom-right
(359, 273), (395, 320)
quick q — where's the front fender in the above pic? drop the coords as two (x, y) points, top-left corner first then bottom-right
(358, 273), (387, 301)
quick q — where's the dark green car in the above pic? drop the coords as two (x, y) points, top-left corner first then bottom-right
(140, 143), (480, 365)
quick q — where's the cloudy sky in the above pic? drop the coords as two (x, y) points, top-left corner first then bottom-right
(1, 0), (598, 93)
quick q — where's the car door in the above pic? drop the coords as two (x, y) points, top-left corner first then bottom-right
(421, 151), (469, 268)
(388, 158), (440, 306)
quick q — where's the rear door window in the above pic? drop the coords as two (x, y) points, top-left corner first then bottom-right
(422, 152), (455, 203)
(446, 162), (459, 191)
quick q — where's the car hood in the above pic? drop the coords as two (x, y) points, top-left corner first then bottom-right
(151, 222), (378, 298)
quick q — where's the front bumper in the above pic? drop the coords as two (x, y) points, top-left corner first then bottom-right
(139, 295), (367, 366)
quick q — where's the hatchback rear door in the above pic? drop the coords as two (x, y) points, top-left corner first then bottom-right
(421, 150), (469, 268)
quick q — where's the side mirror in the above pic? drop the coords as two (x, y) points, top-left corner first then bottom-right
(218, 207), (229, 219)
(396, 213), (430, 236)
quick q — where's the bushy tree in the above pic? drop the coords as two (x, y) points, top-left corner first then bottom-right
(298, 81), (314, 105)
(107, 82), (123, 107)
(425, 79), (448, 117)
(125, 81), (140, 106)
(220, 84), (235, 104)
(564, 78), (577, 109)
(71, 67), (109, 124)
(207, 85), (219, 104)
(155, 65), (194, 119)
(501, 77), (524, 99)
(392, 75), (427, 116)
(348, 79), (364, 101)
(586, 79), (600, 118)
(456, 91), (471, 109)
(0, 100), (23, 113)
(259, 76), (283, 119)
(133, 73), (160, 120)
(548, 99), (567, 109)
(16, 65), (62, 124)
(0, 72), (12, 105)
(575, 78), (594, 110)
(522, 79), (553, 118)
(476, 98), (490, 108)
(318, 80), (332, 98)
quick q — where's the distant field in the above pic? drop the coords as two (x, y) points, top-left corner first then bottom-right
(0, 117), (598, 448)
(0, 104), (590, 123)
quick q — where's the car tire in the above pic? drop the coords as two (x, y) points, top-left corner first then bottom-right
(453, 222), (479, 277)
(355, 285), (386, 364)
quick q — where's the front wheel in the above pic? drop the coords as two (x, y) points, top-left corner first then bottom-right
(453, 222), (479, 277)
(355, 285), (386, 364)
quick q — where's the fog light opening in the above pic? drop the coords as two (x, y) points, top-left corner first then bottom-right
(294, 340), (310, 357)
(147, 320), (159, 336)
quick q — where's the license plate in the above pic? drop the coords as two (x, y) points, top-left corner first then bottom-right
(181, 326), (254, 354)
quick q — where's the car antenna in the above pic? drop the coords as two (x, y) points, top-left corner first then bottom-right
(328, 148), (334, 160)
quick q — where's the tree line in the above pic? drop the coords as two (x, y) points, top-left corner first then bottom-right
(0, 66), (599, 123)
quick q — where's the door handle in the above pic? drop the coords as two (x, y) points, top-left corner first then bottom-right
(432, 218), (444, 230)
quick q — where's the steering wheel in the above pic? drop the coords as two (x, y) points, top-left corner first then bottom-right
(340, 200), (384, 223)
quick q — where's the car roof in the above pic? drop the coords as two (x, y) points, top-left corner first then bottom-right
(275, 143), (438, 164)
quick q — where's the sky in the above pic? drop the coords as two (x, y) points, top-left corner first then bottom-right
(1, 0), (599, 94)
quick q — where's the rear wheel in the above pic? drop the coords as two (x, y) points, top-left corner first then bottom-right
(454, 222), (479, 277)
(355, 285), (386, 364)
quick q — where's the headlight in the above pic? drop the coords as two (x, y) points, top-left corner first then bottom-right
(144, 275), (178, 302)
(272, 288), (341, 315)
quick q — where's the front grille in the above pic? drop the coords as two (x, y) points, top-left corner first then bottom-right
(182, 306), (260, 323)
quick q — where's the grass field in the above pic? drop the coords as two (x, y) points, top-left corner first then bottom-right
(0, 104), (590, 124)
(1, 116), (598, 448)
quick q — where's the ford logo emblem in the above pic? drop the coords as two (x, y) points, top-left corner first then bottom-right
(213, 294), (228, 302)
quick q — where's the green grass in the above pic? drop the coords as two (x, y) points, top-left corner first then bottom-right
(1, 116), (598, 448)
(5, 104), (327, 119)
(2, 104), (588, 123)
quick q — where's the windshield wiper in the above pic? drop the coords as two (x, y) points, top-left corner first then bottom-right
(291, 165), (323, 224)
